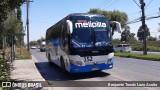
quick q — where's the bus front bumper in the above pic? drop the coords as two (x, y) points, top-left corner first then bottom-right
(70, 63), (113, 73)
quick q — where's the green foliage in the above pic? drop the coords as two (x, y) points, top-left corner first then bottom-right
(121, 25), (136, 42)
(158, 23), (160, 37)
(0, 11), (24, 47)
(137, 24), (150, 41)
(0, 0), (24, 49)
(113, 38), (160, 52)
(115, 52), (160, 61)
(0, 0), (24, 22)
(15, 47), (31, 59)
(121, 30), (130, 42)
(0, 0), (8, 22)
(30, 41), (38, 46)
(37, 37), (46, 44)
(88, 8), (128, 28)
(112, 39), (121, 46)
(16, 7), (22, 20)
(0, 59), (10, 81)
(147, 36), (157, 41)
(132, 43), (143, 51)
(147, 41), (160, 47)
(131, 41), (160, 52)
(5, 47), (31, 60)
(8, 0), (24, 10)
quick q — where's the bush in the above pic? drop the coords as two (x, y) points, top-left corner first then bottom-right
(5, 47), (31, 60)
(132, 43), (143, 51)
(0, 59), (10, 81)
(147, 46), (160, 52)
(113, 39), (160, 52)
(15, 47), (31, 60)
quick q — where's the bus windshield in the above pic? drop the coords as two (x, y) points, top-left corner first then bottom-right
(71, 16), (111, 48)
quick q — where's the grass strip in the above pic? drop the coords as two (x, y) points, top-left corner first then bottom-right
(115, 52), (160, 61)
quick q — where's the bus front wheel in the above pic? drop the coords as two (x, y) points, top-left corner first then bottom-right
(48, 54), (52, 65)
(60, 58), (67, 73)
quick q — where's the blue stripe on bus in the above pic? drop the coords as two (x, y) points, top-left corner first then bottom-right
(70, 62), (113, 73)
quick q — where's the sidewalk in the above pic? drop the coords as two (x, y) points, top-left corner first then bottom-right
(11, 59), (45, 81)
(10, 57), (52, 90)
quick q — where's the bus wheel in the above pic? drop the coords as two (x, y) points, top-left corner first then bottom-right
(60, 58), (67, 73)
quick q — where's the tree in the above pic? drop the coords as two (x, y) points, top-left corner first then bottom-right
(0, 0), (24, 48)
(0, 0), (24, 23)
(121, 25), (135, 42)
(112, 39), (121, 46)
(37, 37), (45, 45)
(1, 11), (24, 46)
(137, 24), (150, 41)
(88, 8), (128, 28)
(30, 41), (38, 46)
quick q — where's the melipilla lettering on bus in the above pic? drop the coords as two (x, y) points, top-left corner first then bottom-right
(75, 21), (106, 28)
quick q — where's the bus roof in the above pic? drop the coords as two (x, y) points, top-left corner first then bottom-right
(67, 13), (105, 18)
(46, 13), (107, 33)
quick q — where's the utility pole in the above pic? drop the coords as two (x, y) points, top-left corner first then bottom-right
(140, 0), (147, 55)
(26, 0), (33, 51)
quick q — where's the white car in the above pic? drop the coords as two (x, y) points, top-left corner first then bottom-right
(30, 46), (37, 49)
(114, 44), (132, 53)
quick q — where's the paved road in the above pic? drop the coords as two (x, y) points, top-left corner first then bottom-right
(131, 51), (160, 55)
(31, 49), (160, 90)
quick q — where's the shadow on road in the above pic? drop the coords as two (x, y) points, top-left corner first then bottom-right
(35, 61), (110, 82)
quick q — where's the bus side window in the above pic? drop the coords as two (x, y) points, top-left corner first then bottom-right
(62, 23), (69, 53)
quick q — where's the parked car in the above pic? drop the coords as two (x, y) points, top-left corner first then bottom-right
(114, 44), (132, 53)
(30, 46), (37, 49)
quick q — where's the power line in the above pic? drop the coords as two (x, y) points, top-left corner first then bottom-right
(145, 0), (154, 9)
(128, 10), (159, 23)
(127, 17), (141, 24)
(96, 0), (112, 8)
(129, 0), (159, 16)
(103, 0), (119, 9)
(145, 11), (159, 17)
(129, 7), (160, 20)
(133, 0), (140, 8)
(127, 15), (160, 25)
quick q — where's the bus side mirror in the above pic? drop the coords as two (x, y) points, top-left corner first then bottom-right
(110, 21), (121, 34)
(66, 20), (73, 34)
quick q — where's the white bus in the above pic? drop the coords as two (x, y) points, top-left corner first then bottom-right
(45, 13), (121, 73)
(40, 41), (46, 52)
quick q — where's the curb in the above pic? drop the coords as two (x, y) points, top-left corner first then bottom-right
(31, 55), (45, 81)
(31, 55), (53, 90)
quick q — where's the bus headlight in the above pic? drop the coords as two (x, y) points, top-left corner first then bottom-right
(70, 60), (83, 66)
(107, 58), (112, 64)
(76, 61), (83, 66)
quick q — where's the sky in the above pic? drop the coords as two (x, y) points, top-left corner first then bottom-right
(21, 0), (160, 43)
